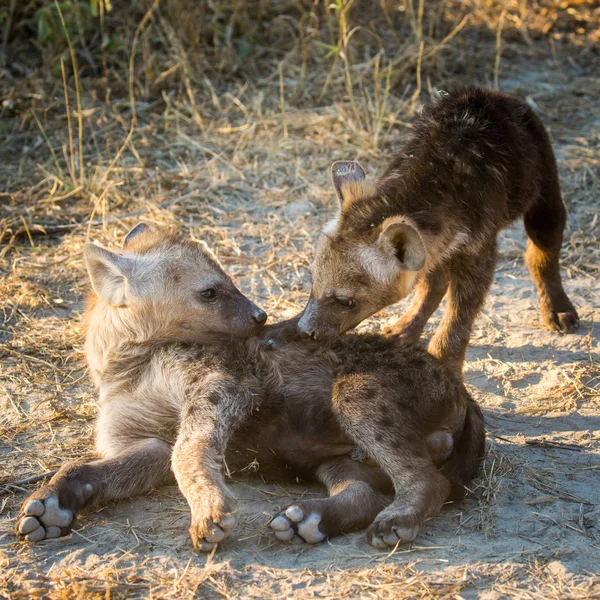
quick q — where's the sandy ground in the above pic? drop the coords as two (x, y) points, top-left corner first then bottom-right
(1, 32), (599, 600)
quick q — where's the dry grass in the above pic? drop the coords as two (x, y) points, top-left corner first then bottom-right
(1, 0), (600, 598)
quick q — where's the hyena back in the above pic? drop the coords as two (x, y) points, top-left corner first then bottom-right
(297, 88), (579, 370)
(16, 226), (484, 550)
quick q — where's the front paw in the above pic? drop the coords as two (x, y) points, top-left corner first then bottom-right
(544, 309), (580, 334)
(367, 509), (420, 549)
(187, 490), (237, 551)
(189, 513), (236, 551)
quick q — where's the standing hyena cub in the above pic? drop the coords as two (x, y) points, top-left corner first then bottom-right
(294, 88), (579, 370)
(16, 226), (484, 550)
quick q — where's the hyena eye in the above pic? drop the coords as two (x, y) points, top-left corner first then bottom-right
(198, 288), (217, 302)
(336, 298), (357, 309)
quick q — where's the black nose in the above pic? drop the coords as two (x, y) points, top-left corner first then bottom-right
(253, 309), (268, 326)
(299, 328), (316, 340)
(297, 319), (315, 339)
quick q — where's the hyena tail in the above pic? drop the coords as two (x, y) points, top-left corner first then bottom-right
(441, 395), (486, 501)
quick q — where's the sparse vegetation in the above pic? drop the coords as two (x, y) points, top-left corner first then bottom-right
(1, 1), (599, 598)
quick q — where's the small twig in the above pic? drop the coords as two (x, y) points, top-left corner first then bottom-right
(579, 503), (587, 535)
(525, 439), (583, 452)
(0, 471), (56, 495)
(493, 7), (508, 90)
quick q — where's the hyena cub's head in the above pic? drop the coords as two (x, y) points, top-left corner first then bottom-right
(83, 224), (267, 343)
(298, 161), (426, 339)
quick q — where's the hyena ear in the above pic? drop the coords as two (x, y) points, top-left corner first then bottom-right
(378, 221), (426, 271)
(123, 223), (150, 247)
(83, 243), (135, 306)
(331, 161), (366, 205)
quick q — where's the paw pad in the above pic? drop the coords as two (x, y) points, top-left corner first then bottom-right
(270, 505), (326, 544)
(369, 523), (419, 549)
(16, 493), (74, 543)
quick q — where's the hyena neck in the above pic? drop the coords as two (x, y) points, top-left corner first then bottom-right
(83, 294), (170, 388)
(340, 186), (446, 272)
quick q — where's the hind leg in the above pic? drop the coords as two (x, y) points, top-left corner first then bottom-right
(330, 376), (453, 548)
(524, 178), (579, 333)
(385, 264), (449, 343)
(16, 438), (173, 542)
(270, 433), (455, 544)
(269, 457), (391, 544)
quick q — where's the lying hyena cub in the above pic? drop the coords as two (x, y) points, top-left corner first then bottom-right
(295, 88), (579, 370)
(16, 226), (484, 550)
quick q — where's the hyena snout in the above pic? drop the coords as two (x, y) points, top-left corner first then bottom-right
(297, 316), (326, 340)
(297, 306), (316, 338)
(251, 306), (268, 326)
(297, 320), (316, 339)
(297, 299), (338, 340)
(237, 296), (268, 329)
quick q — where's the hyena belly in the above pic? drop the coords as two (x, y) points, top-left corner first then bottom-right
(228, 341), (355, 477)
(250, 334), (467, 471)
(95, 350), (187, 457)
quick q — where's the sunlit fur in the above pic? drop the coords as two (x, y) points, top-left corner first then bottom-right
(83, 229), (262, 386)
(338, 180), (377, 209)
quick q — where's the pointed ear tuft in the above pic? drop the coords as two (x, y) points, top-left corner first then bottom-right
(331, 161), (366, 205)
(378, 221), (426, 271)
(83, 243), (133, 306)
(124, 223), (150, 247)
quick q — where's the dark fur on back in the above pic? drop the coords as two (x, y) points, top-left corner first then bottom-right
(345, 89), (550, 236)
